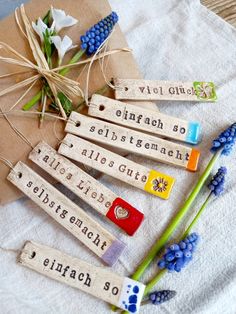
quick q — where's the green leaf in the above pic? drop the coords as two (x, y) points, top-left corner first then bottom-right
(57, 92), (73, 116)
(49, 102), (59, 112)
(43, 10), (51, 27)
(43, 29), (52, 58)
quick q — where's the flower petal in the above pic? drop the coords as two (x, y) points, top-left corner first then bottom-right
(32, 18), (48, 42)
(51, 35), (77, 63)
(51, 7), (78, 32)
(62, 35), (73, 49)
(62, 35), (77, 50)
(50, 35), (63, 61)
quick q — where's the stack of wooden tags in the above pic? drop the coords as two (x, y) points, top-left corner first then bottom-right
(8, 161), (126, 266)
(29, 142), (144, 236)
(6, 78), (216, 313)
(58, 79), (216, 205)
(56, 79), (217, 245)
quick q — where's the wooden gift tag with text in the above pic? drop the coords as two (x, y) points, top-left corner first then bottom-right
(114, 78), (217, 102)
(66, 112), (200, 171)
(19, 241), (145, 313)
(7, 162), (126, 266)
(58, 134), (175, 200)
(29, 142), (144, 236)
(89, 95), (201, 144)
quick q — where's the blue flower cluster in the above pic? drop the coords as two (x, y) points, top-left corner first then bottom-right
(80, 12), (119, 55)
(148, 290), (176, 305)
(208, 167), (227, 196)
(211, 122), (236, 155)
(157, 233), (199, 273)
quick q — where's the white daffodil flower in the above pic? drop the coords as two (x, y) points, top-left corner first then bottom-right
(51, 35), (77, 64)
(51, 7), (78, 33)
(32, 18), (55, 42)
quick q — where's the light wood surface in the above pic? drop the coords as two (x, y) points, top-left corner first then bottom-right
(202, 0), (236, 27)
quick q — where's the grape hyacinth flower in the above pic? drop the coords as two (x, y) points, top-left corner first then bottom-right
(119, 124), (235, 284)
(118, 127), (233, 314)
(208, 166), (227, 196)
(211, 123), (236, 155)
(157, 233), (199, 273)
(142, 290), (176, 306)
(80, 11), (119, 55)
(58, 11), (118, 76)
(132, 165), (228, 313)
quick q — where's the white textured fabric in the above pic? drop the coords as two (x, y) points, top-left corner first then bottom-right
(1, 0), (236, 313)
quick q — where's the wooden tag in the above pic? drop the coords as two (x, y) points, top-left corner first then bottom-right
(89, 94), (201, 144)
(29, 142), (144, 236)
(114, 78), (217, 102)
(58, 134), (175, 200)
(19, 241), (145, 313)
(7, 162), (126, 266)
(65, 111), (200, 171)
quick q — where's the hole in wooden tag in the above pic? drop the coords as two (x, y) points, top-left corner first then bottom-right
(29, 251), (36, 259)
(99, 104), (105, 111)
(62, 141), (73, 148)
(75, 121), (81, 127)
(17, 172), (22, 179)
(124, 87), (129, 91)
(38, 149), (41, 154)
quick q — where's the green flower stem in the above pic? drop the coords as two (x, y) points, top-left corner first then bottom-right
(47, 55), (52, 69)
(131, 150), (221, 279)
(143, 269), (167, 299)
(59, 49), (85, 76)
(22, 92), (42, 111)
(39, 87), (45, 126)
(22, 49), (85, 111)
(39, 86), (48, 128)
(182, 192), (212, 238)
(131, 192), (214, 311)
(111, 149), (222, 312)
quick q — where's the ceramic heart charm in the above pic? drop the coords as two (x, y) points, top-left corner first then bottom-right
(115, 206), (129, 220)
(106, 198), (144, 236)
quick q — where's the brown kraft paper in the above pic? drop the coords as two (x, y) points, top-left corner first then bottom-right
(0, 0), (157, 205)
